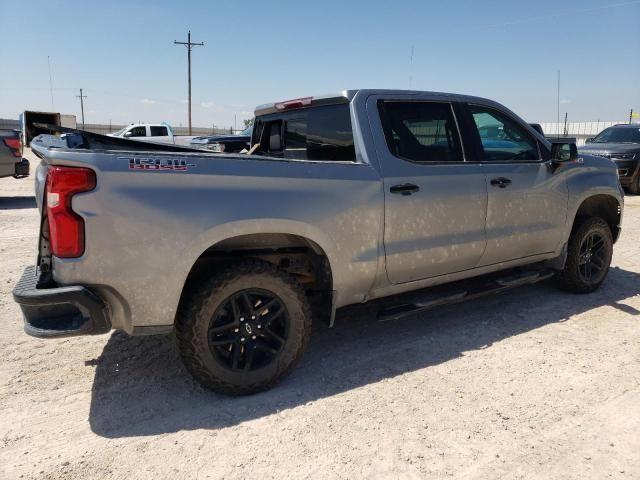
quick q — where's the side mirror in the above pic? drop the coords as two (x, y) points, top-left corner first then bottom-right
(551, 142), (578, 163)
(585, 137), (594, 144)
(123, 131), (133, 138)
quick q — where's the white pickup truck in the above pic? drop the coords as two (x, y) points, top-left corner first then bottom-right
(108, 123), (176, 144)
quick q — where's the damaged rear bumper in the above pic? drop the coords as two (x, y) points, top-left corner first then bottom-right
(12, 265), (111, 338)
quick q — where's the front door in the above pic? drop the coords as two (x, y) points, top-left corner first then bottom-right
(466, 104), (568, 266)
(371, 97), (488, 284)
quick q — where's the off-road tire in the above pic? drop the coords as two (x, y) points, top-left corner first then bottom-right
(556, 217), (613, 293)
(176, 260), (312, 395)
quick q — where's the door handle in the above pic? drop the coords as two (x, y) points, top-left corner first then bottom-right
(490, 177), (512, 188)
(390, 183), (420, 195)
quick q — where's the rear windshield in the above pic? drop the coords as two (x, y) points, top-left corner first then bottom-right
(252, 103), (356, 161)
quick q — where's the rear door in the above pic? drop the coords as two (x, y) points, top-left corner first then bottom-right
(369, 96), (488, 284)
(464, 103), (568, 266)
(150, 125), (172, 144)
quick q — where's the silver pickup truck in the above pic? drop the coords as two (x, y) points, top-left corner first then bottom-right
(13, 89), (623, 395)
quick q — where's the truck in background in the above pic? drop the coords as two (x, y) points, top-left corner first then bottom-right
(107, 123), (177, 144)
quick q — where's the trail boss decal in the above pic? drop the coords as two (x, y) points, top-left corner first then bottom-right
(124, 157), (194, 171)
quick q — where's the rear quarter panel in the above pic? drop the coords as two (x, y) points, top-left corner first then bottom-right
(43, 150), (383, 332)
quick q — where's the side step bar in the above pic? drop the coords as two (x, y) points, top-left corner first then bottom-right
(377, 269), (555, 322)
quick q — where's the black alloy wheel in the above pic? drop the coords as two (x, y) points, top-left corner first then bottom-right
(577, 232), (607, 283)
(208, 289), (289, 372)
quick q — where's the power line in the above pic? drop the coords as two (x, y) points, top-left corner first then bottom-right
(174, 30), (204, 135)
(76, 88), (87, 128)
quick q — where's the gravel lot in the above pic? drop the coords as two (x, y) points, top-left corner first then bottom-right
(1, 151), (639, 479)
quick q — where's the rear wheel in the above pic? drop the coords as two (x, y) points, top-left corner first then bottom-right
(556, 217), (613, 293)
(176, 260), (312, 395)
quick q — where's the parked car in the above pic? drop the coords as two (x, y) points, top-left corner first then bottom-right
(0, 129), (29, 178)
(108, 123), (176, 144)
(14, 89), (623, 395)
(190, 126), (252, 152)
(579, 124), (640, 194)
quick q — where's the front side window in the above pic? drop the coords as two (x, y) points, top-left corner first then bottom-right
(128, 126), (147, 137)
(470, 106), (539, 161)
(150, 126), (168, 136)
(378, 101), (463, 163)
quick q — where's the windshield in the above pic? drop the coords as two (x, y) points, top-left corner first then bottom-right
(112, 127), (127, 136)
(238, 126), (253, 136)
(593, 126), (640, 144)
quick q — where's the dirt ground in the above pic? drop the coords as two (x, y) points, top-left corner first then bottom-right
(0, 151), (639, 480)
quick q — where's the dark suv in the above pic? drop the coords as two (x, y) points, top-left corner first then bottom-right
(579, 124), (640, 193)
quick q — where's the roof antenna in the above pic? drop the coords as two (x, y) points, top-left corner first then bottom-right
(556, 69), (561, 137)
(47, 56), (55, 110)
(409, 44), (414, 88)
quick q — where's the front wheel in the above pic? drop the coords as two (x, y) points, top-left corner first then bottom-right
(556, 217), (613, 293)
(176, 260), (312, 395)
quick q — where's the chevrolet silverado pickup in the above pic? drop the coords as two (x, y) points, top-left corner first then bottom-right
(13, 89), (623, 395)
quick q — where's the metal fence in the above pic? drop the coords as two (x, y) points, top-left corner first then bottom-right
(539, 121), (629, 145)
(3, 117), (635, 146)
(0, 118), (240, 137)
(0, 119), (20, 130)
(83, 124), (238, 136)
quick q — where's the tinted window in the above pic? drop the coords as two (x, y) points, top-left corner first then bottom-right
(470, 106), (539, 161)
(254, 104), (355, 161)
(129, 126), (146, 137)
(378, 101), (463, 163)
(150, 126), (168, 136)
(593, 127), (640, 144)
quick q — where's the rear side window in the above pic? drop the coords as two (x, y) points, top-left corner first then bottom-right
(378, 101), (463, 163)
(253, 104), (355, 161)
(150, 126), (168, 136)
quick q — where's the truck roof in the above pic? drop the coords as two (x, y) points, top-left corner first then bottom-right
(254, 89), (502, 116)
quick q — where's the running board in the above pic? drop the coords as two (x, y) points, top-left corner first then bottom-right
(377, 269), (555, 322)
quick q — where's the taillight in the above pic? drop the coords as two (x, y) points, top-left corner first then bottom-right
(274, 96), (313, 110)
(3, 138), (22, 157)
(46, 166), (96, 258)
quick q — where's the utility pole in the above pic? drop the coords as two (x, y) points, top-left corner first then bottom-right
(630, 109), (634, 124)
(76, 88), (87, 128)
(174, 30), (204, 135)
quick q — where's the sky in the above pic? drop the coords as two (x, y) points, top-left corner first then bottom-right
(1, 0), (639, 128)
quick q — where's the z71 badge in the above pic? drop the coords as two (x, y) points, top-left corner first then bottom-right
(125, 157), (194, 171)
